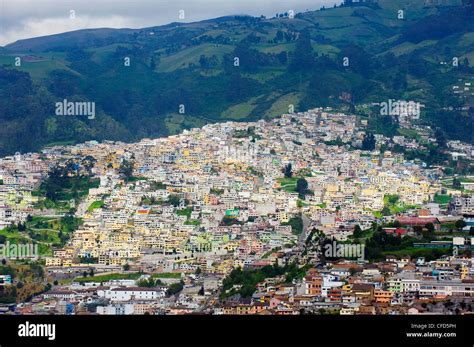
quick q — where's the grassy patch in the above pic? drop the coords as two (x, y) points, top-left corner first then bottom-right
(151, 272), (182, 279)
(277, 177), (300, 193)
(184, 220), (201, 226)
(382, 247), (452, 260)
(87, 200), (105, 212)
(75, 272), (141, 283)
(434, 194), (452, 205)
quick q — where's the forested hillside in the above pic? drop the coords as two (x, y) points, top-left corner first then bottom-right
(0, 0), (473, 156)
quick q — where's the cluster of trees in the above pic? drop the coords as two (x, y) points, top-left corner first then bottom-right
(167, 194), (182, 207)
(220, 216), (242, 226)
(365, 228), (414, 260)
(118, 159), (134, 182)
(0, 67), (50, 156)
(282, 215), (304, 235)
(225, 42), (289, 75)
(289, 30), (314, 72)
(364, 224), (456, 261)
(399, 6), (474, 44)
(37, 165), (99, 203)
(221, 263), (308, 299)
(167, 281), (184, 296)
(199, 54), (219, 70)
(272, 30), (298, 44)
(283, 163), (292, 178)
(0, 284), (17, 304)
(137, 277), (163, 288)
(82, 268), (95, 278)
(296, 178), (309, 199)
(362, 132), (376, 151)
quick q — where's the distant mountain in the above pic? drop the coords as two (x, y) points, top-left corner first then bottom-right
(5, 28), (139, 53)
(0, 0), (473, 156)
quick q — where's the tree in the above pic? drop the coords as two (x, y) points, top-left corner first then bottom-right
(413, 225), (423, 234)
(393, 71), (407, 91)
(289, 29), (314, 72)
(284, 163), (293, 178)
(362, 132), (376, 151)
(226, 72), (252, 102)
(119, 159), (134, 182)
(277, 51), (288, 65)
(168, 194), (181, 207)
(463, 57), (470, 67)
(137, 277), (157, 288)
(275, 30), (284, 42)
(435, 129), (447, 148)
(425, 223), (435, 233)
(339, 44), (373, 77)
(123, 263), (130, 271)
(167, 281), (184, 296)
(82, 155), (96, 174)
(452, 178), (462, 189)
(296, 178), (309, 199)
(283, 215), (304, 236)
(353, 225), (363, 238)
(199, 55), (208, 69)
(455, 219), (466, 230)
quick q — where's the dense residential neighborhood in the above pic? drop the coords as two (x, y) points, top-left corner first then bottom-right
(1, 107), (473, 315)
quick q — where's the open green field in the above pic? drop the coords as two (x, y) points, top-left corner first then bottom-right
(277, 177), (300, 193)
(75, 272), (141, 283)
(220, 96), (261, 120)
(264, 92), (303, 119)
(434, 194), (452, 205)
(156, 43), (233, 73)
(164, 114), (207, 135)
(0, 52), (74, 79)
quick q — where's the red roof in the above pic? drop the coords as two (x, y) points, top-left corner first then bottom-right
(396, 216), (439, 226)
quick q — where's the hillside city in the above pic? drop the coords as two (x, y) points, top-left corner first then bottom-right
(0, 107), (473, 315)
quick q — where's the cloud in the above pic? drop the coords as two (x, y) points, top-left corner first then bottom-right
(0, 0), (341, 46)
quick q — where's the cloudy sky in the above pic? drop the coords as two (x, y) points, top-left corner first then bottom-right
(0, 0), (341, 46)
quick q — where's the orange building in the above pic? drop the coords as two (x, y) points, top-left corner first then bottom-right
(374, 289), (393, 304)
(304, 274), (322, 296)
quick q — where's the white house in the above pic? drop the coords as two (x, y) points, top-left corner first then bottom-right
(98, 287), (166, 302)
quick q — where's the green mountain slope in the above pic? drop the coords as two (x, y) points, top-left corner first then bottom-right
(0, 0), (473, 156)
